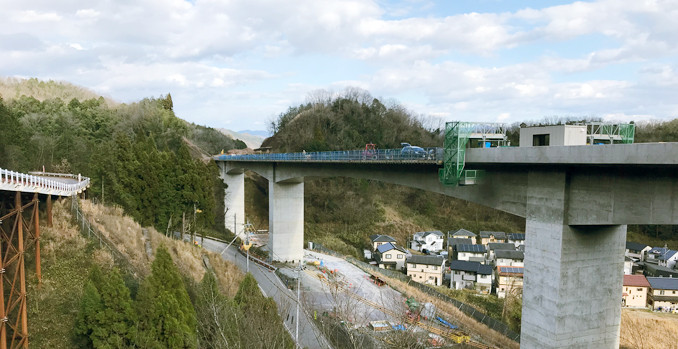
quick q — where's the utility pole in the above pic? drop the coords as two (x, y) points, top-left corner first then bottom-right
(296, 259), (301, 347)
(192, 203), (196, 246)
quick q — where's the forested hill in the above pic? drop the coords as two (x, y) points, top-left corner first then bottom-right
(0, 78), (246, 237)
(256, 90), (525, 256)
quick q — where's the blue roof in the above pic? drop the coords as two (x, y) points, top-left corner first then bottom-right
(456, 244), (486, 253)
(647, 277), (678, 291)
(508, 233), (525, 241)
(498, 266), (524, 274)
(377, 242), (405, 254)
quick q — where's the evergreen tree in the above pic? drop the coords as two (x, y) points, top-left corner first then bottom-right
(136, 246), (197, 348)
(75, 266), (136, 348)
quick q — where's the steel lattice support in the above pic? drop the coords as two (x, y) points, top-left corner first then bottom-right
(0, 192), (42, 349)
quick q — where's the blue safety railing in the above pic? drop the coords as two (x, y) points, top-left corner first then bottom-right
(215, 147), (443, 163)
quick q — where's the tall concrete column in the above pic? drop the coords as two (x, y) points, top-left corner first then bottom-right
(521, 171), (626, 348)
(269, 180), (304, 263)
(222, 168), (246, 239)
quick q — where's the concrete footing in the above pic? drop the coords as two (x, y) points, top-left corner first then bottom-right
(521, 171), (626, 348)
(269, 180), (304, 263)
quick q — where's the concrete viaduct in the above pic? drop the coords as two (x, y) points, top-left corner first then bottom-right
(216, 142), (678, 349)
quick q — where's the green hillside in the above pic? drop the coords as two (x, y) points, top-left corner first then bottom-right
(0, 77), (246, 237)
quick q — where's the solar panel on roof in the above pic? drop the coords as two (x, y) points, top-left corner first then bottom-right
(501, 267), (524, 274)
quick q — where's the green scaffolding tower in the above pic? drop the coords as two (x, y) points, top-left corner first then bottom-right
(438, 121), (507, 186)
(586, 122), (635, 144)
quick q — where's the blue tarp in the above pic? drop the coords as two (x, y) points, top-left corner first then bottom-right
(436, 316), (458, 329)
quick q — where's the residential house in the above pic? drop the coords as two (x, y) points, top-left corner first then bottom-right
(646, 277), (678, 312)
(496, 266), (524, 299)
(454, 244), (487, 264)
(659, 250), (678, 269)
(622, 275), (650, 308)
(479, 231), (507, 245)
(449, 260), (493, 293)
(647, 246), (678, 269)
(447, 238), (472, 257)
(625, 242), (651, 262)
(411, 231), (444, 253)
(449, 229), (477, 243)
(406, 255), (446, 286)
(370, 234), (397, 252)
(374, 243), (407, 271)
(495, 250), (525, 267)
(645, 263), (678, 278)
(507, 233), (526, 248)
(486, 243), (516, 264)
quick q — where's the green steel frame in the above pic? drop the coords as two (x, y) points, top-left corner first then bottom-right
(438, 122), (506, 186)
(587, 122), (635, 144)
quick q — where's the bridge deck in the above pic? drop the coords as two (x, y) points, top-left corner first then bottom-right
(0, 168), (90, 196)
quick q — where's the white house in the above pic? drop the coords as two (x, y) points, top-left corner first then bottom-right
(625, 242), (651, 262)
(411, 230), (444, 253)
(647, 246), (678, 269)
(454, 244), (486, 264)
(449, 260), (493, 293)
(486, 243), (515, 264)
(495, 250), (524, 267)
(659, 250), (678, 269)
(507, 233), (526, 248)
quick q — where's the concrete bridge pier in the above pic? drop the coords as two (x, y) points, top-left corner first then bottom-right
(268, 180), (304, 263)
(521, 171), (626, 348)
(222, 167), (246, 239)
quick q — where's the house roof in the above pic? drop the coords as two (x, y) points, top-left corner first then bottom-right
(422, 230), (444, 237)
(623, 275), (650, 288)
(647, 277), (678, 290)
(658, 250), (678, 261)
(495, 250), (524, 260)
(449, 229), (476, 237)
(377, 242), (406, 254)
(448, 238), (472, 247)
(479, 231), (507, 240)
(626, 241), (649, 251)
(645, 263), (678, 278)
(508, 233), (525, 241)
(456, 244), (486, 253)
(407, 255), (445, 266)
(449, 260), (492, 275)
(371, 234), (396, 243)
(488, 243), (515, 251)
(497, 266), (524, 275)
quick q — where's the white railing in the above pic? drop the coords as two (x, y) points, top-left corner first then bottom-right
(0, 167), (90, 195)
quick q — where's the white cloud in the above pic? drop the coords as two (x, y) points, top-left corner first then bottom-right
(1, 0), (678, 130)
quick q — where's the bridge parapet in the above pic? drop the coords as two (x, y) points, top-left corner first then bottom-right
(215, 147), (442, 163)
(0, 168), (90, 196)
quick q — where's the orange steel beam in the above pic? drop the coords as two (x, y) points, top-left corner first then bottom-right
(46, 195), (52, 228)
(0, 192), (39, 349)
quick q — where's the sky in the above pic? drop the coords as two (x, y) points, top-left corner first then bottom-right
(2, 0), (678, 132)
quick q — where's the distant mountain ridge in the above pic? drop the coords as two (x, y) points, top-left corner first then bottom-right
(237, 129), (270, 138)
(217, 128), (265, 149)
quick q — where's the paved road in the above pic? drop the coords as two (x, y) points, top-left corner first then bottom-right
(201, 237), (331, 349)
